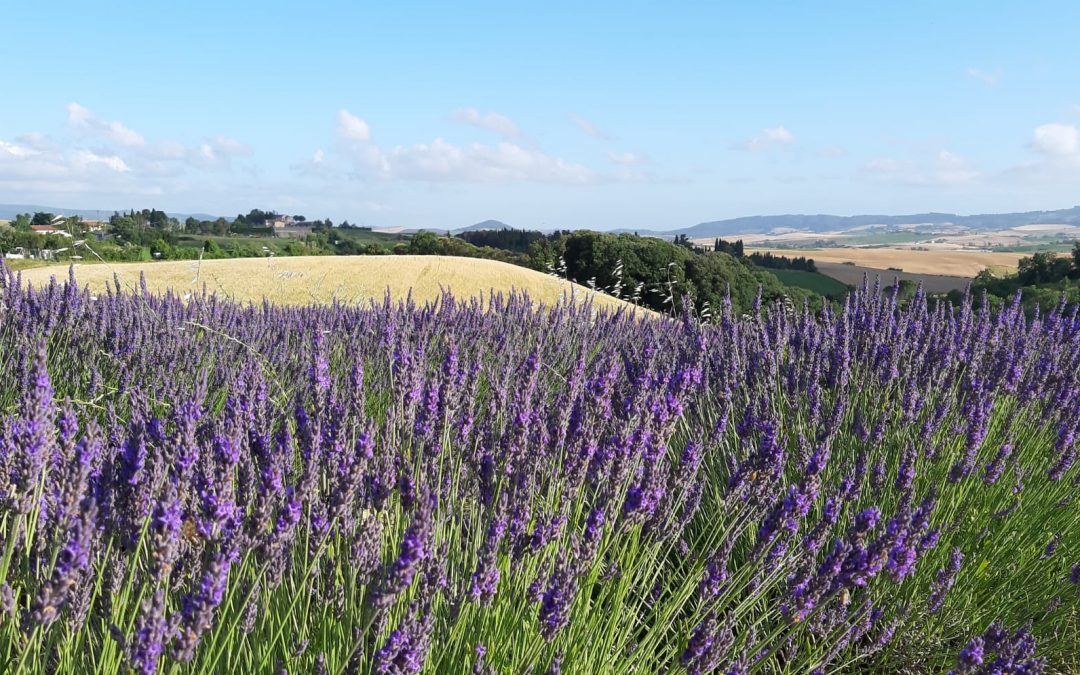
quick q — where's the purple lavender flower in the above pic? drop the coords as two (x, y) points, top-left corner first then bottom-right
(1042, 534), (1060, 559)
(171, 546), (236, 662)
(539, 551), (579, 641)
(126, 590), (173, 675)
(928, 548), (965, 614)
(374, 602), (434, 674)
(681, 612), (733, 675)
(30, 499), (98, 626)
(948, 622), (1045, 675)
(374, 491), (434, 608)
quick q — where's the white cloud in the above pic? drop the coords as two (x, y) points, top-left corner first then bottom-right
(208, 134), (252, 157)
(0, 103), (252, 199)
(864, 157), (911, 174)
(148, 140), (189, 160)
(0, 139), (139, 197)
(65, 102), (95, 128)
(73, 149), (130, 173)
(966, 67), (1001, 86)
(1003, 122), (1080, 182)
(570, 114), (612, 140)
(374, 139), (594, 184)
(817, 145), (848, 158)
(185, 135), (252, 168)
(732, 126), (795, 151)
(607, 151), (644, 166)
(1, 140), (39, 158)
(337, 109), (371, 141)
(66, 102), (145, 148)
(933, 150), (979, 184)
(61, 102), (248, 171)
(322, 111), (599, 184)
(1031, 123), (1080, 157)
(862, 150), (978, 187)
(105, 121), (145, 148)
(291, 148), (340, 178)
(450, 108), (520, 137)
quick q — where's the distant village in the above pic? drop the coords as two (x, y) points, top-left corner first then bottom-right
(0, 209), (351, 261)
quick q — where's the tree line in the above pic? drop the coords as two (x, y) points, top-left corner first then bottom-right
(966, 242), (1080, 311)
(2, 211), (829, 313)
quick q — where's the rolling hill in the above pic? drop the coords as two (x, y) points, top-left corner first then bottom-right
(453, 219), (514, 234)
(0, 203), (220, 222)
(673, 207), (1080, 237)
(16, 255), (644, 313)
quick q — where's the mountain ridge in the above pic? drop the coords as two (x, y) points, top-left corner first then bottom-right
(7, 203), (1080, 236)
(672, 207), (1080, 237)
(0, 203), (220, 222)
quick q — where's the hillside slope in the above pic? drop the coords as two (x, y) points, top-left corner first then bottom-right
(18, 255), (643, 312)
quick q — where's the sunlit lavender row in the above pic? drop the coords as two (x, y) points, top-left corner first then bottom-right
(0, 266), (1077, 673)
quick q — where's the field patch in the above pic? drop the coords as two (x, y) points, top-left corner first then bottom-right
(19, 255), (641, 312)
(749, 247), (1023, 276)
(767, 268), (850, 296)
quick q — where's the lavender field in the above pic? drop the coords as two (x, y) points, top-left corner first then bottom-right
(0, 265), (1077, 674)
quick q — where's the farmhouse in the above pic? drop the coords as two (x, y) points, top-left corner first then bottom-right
(30, 225), (73, 237)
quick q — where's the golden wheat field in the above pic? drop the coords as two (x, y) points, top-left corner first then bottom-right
(17, 255), (641, 312)
(748, 247), (1024, 276)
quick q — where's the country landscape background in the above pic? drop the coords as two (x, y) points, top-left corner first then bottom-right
(3, 2), (1080, 674)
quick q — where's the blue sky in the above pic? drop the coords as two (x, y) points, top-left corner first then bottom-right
(3, 1), (1080, 229)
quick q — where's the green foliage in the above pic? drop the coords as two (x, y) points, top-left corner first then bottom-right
(459, 227), (547, 253)
(747, 250), (817, 273)
(969, 242), (1080, 313)
(712, 237), (745, 257)
(1017, 251), (1074, 284)
(408, 231), (442, 255)
(549, 231), (812, 314)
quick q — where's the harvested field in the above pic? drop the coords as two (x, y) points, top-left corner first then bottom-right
(748, 247), (1023, 276)
(17, 255), (641, 312)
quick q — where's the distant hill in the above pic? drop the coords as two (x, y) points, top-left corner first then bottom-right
(0, 203), (219, 222)
(673, 207), (1080, 237)
(371, 226), (424, 235)
(454, 219), (514, 234)
(10, 201), (1080, 238)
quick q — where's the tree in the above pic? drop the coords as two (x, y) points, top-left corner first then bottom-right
(1072, 241), (1080, 279)
(31, 212), (55, 226)
(203, 239), (223, 257)
(408, 231), (441, 255)
(1018, 251), (1071, 284)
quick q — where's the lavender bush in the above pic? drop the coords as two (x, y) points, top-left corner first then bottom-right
(0, 265), (1077, 673)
